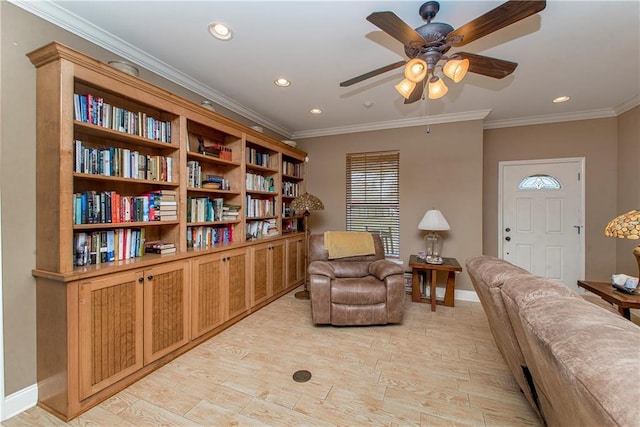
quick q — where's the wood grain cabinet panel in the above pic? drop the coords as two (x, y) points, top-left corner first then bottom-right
(251, 240), (285, 305)
(143, 261), (190, 364)
(78, 271), (144, 400)
(286, 236), (306, 287)
(191, 248), (249, 339)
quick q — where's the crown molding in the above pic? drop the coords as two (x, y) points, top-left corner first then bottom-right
(483, 108), (618, 130)
(291, 109), (492, 139)
(9, 0), (293, 138)
(614, 95), (640, 116)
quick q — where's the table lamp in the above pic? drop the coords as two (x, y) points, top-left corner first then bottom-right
(418, 209), (450, 264)
(289, 192), (324, 299)
(604, 209), (640, 280)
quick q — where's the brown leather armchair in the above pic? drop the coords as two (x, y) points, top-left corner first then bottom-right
(307, 233), (406, 325)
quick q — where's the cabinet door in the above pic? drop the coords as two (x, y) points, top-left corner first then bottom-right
(270, 240), (286, 295)
(287, 236), (306, 287)
(252, 243), (270, 305)
(191, 253), (225, 339)
(143, 261), (190, 364)
(78, 271), (144, 400)
(226, 248), (250, 319)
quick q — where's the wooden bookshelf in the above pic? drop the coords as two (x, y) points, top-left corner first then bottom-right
(28, 41), (308, 421)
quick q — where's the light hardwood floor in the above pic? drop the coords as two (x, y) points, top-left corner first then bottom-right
(3, 289), (542, 426)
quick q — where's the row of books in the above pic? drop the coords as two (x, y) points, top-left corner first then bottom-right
(187, 196), (224, 223)
(246, 173), (275, 192)
(246, 147), (273, 168)
(74, 140), (172, 182)
(187, 225), (234, 249)
(74, 228), (145, 266)
(246, 219), (278, 240)
(245, 195), (276, 218)
(202, 174), (230, 190)
(144, 240), (176, 255)
(282, 160), (303, 177)
(282, 218), (301, 233)
(282, 181), (299, 197)
(195, 135), (233, 161)
(73, 189), (177, 225)
(73, 93), (172, 143)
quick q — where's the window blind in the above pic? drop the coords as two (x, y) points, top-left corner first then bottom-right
(346, 151), (400, 257)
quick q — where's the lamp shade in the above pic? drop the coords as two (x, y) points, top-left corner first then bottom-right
(289, 192), (324, 213)
(404, 58), (428, 83)
(427, 76), (448, 99)
(442, 58), (469, 83)
(395, 78), (416, 99)
(604, 210), (640, 239)
(418, 209), (450, 231)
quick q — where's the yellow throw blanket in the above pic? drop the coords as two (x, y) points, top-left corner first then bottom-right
(324, 231), (375, 259)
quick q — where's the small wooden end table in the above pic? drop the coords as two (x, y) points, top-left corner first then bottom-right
(409, 255), (462, 312)
(577, 280), (640, 320)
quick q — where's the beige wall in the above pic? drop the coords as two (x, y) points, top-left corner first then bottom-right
(483, 118), (619, 282)
(616, 106), (640, 275)
(297, 120), (484, 293)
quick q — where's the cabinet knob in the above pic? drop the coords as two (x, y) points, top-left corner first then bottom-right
(147, 275), (153, 280)
(138, 277), (144, 283)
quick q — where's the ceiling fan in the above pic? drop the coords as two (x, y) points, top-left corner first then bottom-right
(340, 0), (547, 104)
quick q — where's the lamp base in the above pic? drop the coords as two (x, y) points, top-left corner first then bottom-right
(426, 255), (443, 264)
(294, 289), (310, 300)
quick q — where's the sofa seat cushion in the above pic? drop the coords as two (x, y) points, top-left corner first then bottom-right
(331, 276), (386, 305)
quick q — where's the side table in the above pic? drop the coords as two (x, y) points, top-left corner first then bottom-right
(409, 255), (462, 312)
(577, 280), (640, 320)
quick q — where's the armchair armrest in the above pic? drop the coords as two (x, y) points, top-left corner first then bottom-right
(369, 259), (404, 280)
(308, 261), (336, 279)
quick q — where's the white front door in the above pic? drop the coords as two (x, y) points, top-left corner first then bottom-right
(499, 158), (585, 291)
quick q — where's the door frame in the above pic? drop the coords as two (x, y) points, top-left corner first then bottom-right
(498, 157), (586, 283)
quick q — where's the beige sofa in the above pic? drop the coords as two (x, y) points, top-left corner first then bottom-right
(466, 256), (640, 426)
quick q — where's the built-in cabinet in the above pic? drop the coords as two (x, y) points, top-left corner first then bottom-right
(29, 42), (309, 421)
(251, 240), (286, 306)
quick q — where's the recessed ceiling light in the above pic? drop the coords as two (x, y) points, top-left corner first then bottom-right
(274, 78), (291, 87)
(309, 108), (322, 115)
(553, 96), (571, 103)
(208, 22), (232, 41)
(363, 101), (374, 108)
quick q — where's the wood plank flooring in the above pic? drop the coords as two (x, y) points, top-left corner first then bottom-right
(3, 290), (542, 426)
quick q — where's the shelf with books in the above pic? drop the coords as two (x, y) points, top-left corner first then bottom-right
(74, 81), (175, 144)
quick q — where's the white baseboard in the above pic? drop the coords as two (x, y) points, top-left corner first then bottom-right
(455, 289), (480, 302)
(3, 383), (37, 421)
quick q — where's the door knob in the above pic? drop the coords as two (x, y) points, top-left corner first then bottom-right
(505, 236), (511, 241)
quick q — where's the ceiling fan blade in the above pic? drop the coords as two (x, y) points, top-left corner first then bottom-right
(456, 52), (518, 79)
(404, 79), (425, 104)
(340, 60), (406, 87)
(367, 11), (426, 49)
(446, 0), (546, 47)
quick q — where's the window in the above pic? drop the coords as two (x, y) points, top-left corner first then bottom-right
(346, 151), (400, 257)
(518, 174), (562, 190)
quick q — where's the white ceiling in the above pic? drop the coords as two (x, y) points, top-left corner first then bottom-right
(13, 0), (640, 139)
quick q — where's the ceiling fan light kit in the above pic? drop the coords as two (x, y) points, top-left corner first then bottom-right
(442, 58), (469, 83)
(395, 78), (417, 98)
(342, 0), (547, 104)
(427, 76), (448, 100)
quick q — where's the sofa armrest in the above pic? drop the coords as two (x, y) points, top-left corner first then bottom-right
(369, 259), (404, 280)
(308, 261), (336, 279)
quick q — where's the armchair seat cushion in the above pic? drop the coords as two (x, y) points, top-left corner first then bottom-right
(331, 277), (387, 305)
